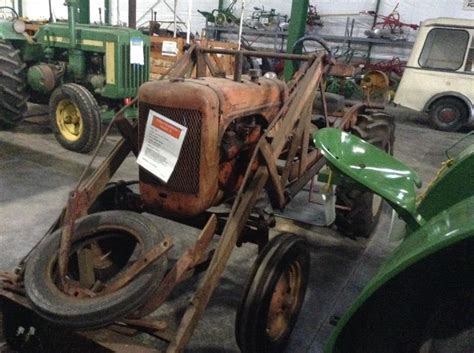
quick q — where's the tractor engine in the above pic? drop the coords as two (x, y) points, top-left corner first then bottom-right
(138, 76), (287, 217)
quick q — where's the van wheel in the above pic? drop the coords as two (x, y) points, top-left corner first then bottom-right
(429, 97), (468, 132)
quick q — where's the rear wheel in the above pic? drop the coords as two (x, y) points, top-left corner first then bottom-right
(429, 97), (468, 132)
(50, 83), (101, 153)
(236, 234), (310, 353)
(0, 40), (28, 129)
(335, 111), (395, 238)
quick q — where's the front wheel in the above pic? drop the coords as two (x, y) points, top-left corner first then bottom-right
(50, 83), (101, 153)
(235, 234), (310, 353)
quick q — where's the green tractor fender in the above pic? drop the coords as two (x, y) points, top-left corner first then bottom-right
(416, 140), (474, 220)
(314, 128), (423, 230)
(313, 128), (474, 352)
(323, 196), (474, 352)
(0, 20), (27, 41)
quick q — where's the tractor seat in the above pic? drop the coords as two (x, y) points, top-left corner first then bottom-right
(314, 128), (422, 218)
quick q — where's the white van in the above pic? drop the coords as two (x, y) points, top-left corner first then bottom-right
(394, 18), (474, 131)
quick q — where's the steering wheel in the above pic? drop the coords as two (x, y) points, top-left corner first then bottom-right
(0, 6), (19, 19)
(292, 35), (332, 57)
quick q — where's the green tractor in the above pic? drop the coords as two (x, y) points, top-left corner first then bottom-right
(313, 129), (474, 353)
(0, 0), (149, 153)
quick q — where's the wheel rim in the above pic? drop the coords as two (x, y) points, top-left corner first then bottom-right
(51, 231), (139, 298)
(362, 71), (390, 103)
(56, 99), (83, 142)
(438, 108), (457, 124)
(266, 261), (302, 341)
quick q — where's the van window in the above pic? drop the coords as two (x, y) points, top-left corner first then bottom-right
(419, 28), (469, 71)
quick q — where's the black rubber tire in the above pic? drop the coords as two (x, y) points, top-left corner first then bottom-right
(49, 83), (101, 153)
(87, 182), (137, 214)
(335, 111), (395, 238)
(418, 291), (474, 353)
(235, 234), (310, 353)
(24, 211), (167, 329)
(429, 97), (469, 132)
(292, 36), (332, 56)
(0, 40), (28, 129)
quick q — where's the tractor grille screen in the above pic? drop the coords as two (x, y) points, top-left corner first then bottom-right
(121, 43), (150, 91)
(140, 103), (202, 194)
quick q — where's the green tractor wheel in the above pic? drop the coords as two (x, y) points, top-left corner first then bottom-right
(50, 83), (101, 153)
(0, 40), (28, 129)
(334, 111), (395, 238)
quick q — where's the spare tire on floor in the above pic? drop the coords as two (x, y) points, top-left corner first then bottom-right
(24, 210), (168, 329)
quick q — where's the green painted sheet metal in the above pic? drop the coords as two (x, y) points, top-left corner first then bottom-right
(0, 21), (27, 41)
(417, 143), (474, 221)
(324, 195), (474, 352)
(314, 128), (422, 228)
(35, 23), (150, 99)
(284, 0), (309, 81)
(35, 23), (144, 50)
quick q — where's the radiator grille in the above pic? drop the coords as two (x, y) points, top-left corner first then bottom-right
(120, 43), (150, 93)
(140, 103), (202, 194)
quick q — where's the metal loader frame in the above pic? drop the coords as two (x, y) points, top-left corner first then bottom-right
(0, 46), (366, 353)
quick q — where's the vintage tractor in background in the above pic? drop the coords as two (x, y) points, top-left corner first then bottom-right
(0, 0), (149, 153)
(0, 40), (395, 353)
(314, 130), (474, 353)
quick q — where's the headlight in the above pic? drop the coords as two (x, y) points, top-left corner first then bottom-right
(12, 19), (26, 34)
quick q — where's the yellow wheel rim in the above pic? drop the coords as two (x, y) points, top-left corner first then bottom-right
(56, 99), (83, 142)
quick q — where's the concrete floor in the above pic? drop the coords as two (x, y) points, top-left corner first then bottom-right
(0, 105), (466, 352)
